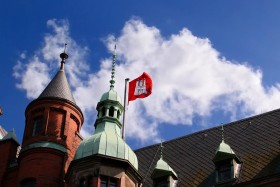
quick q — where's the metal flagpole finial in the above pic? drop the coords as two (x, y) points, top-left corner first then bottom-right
(60, 43), (69, 70)
(110, 44), (116, 90)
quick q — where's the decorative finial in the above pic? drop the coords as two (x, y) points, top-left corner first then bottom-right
(221, 124), (224, 141)
(160, 141), (164, 159)
(110, 44), (116, 90)
(60, 43), (69, 70)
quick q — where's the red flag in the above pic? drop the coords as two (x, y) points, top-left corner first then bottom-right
(128, 72), (153, 102)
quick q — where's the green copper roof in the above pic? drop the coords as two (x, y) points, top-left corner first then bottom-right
(216, 140), (235, 154)
(75, 46), (138, 170)
(151, 143), (177, 179)
(151, 158), (178, 179)
(100, 89), (122, 103)
(213, 140), (236, 162)
(0, 129), (20, 145)
(38, 70), (76, 104)
(74, 121), (138, 169)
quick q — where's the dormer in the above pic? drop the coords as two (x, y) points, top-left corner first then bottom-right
(151, 143), (178, 187)
(213, 126), (241, 186)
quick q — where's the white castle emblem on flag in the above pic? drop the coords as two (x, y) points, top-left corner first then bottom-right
(134, 78), (147, 95)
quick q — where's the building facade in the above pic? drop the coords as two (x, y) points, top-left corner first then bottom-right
(1, 50), (280, 187)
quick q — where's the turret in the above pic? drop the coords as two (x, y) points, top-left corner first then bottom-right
(0, 130), (20, 186)
(66, 45), (142, 187)
(18, 44), (84, 186)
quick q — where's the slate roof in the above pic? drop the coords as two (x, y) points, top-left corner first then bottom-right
(135, 109), (280, 186)
(0, 126), (21, 157)
(1, 129), (20, 145)
(38, 70), (76, 104)
(0, 125), (7, 139)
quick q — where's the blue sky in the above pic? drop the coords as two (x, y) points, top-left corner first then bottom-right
(1, 1), (280, 149)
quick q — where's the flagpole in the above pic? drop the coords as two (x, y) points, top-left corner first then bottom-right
(122, 78), (130, 140)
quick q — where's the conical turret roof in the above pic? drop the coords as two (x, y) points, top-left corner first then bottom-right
(38, 69), (76, 104)
(38, 45), (76, 104)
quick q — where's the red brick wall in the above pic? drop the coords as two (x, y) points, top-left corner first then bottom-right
(2, 167), (18, 187)
(18, 149), (64, 186)
(0, 140), (19, 185)
(17, 98), (84, 186)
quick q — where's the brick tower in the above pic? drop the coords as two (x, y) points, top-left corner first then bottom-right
(17, 46), (84, 187)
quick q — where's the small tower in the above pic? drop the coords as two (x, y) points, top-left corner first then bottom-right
(0, 130), (20, 186)
(213, 125), (241, 185)
(66, 45), (142, 187)
(151, 142), (178, 187)
(18, 44), (84, 187)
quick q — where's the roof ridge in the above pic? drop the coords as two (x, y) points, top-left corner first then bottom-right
(135, 108), (280, 152)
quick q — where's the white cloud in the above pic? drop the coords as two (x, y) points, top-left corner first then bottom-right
(13, 18), (280, 146)
(13, 57), (50, 99)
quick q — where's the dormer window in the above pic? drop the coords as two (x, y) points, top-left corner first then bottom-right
(215, 158), (241, 184)
(154, 177), (169, 187)
(216, 160), (233, 182)
(32, 116), (43, 136)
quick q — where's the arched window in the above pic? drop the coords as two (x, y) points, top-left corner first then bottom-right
(79, 175), (93, 187)
(117, 110), (121, 119)
(100, 176), (118, 187)
(109, 106), (114, 117)
(87, 175), (93, 187)
(79, 177), (86, 187)
(102, 107), (106, 117)
(21, 178), (36, 187)
(32, 116), (43, 136)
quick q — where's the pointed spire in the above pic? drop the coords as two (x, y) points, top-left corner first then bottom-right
(221, 124), (224, 141)
(213, 124), (238, 162)
(38, 43), (76, 104)
(110, 44), (116, 90)
(60, 43), (69, 71)
(160, 141), (164, 159)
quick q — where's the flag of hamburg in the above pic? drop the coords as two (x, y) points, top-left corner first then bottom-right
(128, 72), (153, 102)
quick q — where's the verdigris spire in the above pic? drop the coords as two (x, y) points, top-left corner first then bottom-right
(221, 124), (224, 141)
(74, 43), (138, 170)
(110, 44), (116, 90)
(160, 141), (164, 159)
(213, 125), (239, 162)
